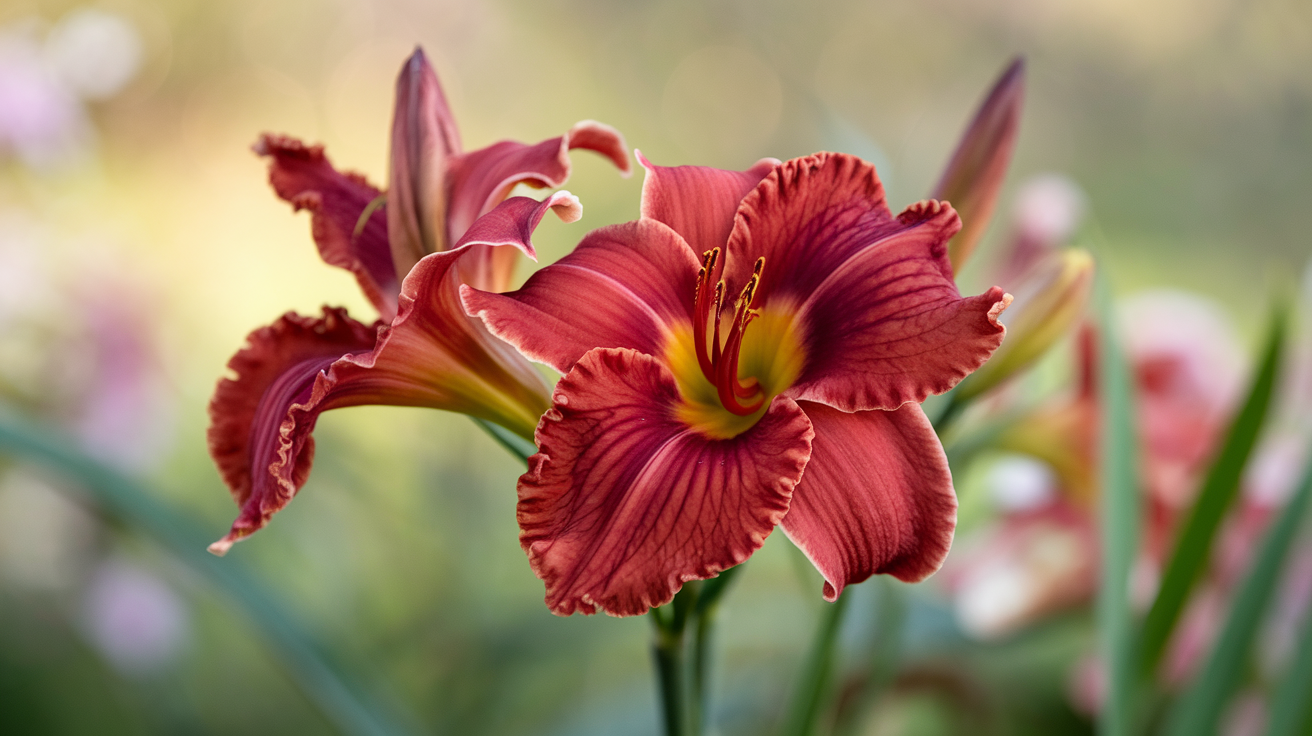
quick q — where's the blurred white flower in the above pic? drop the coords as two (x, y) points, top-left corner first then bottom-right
(44, 9), (142, 101)
(986, 453), (1057, 512)
(82, 558), (190, 675)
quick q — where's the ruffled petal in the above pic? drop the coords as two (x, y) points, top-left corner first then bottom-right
(387, 47), (463, 281)
(787, 200), (1011, 412)
(462, 219), (700, 373)
(444, 120), (630, 292)
(520, 348), (813, 616)
(637, 150), (778, 257)
(931, 58), (1024, 273)
(781, 402), (956, 600)
(206, 307), (379, 554)
(211, 231), (561, 554)
(723, 152), (901, 305)
(254, 135), (399, 320)
(450, 191), (581, 288)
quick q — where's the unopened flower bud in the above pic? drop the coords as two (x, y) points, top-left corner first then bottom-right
(957, 248), (1095, 400)
(933, 58), (1025, 274)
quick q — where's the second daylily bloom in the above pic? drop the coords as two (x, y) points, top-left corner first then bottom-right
(464, 151), (1012, 616)
(206, 48), (630, 554)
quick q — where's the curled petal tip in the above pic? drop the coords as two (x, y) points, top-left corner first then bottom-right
(566, 120), (632, 176)
(450, 191), (585, 263)
(993, 292), (1015, 323)
(207, 538), (234, 556)
(547, 190), (583, 224)
(960, 250), (1094, 400)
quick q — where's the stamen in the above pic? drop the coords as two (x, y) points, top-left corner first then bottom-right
(692, 249), (721, 380)
(689, 253), (767, 416)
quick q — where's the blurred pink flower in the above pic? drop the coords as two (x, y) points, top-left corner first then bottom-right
(947, 291), (1247, 639)
(0, 10), (141, 170)
(82, 558), (189, 675)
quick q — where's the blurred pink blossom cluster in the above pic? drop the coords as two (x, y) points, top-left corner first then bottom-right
(0, 8), (141, 170)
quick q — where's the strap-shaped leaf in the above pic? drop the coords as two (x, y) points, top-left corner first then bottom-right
(1265, 558), (1312, 736)
(1140, 306), (1287, 676)
(1094, 274), (1141, 736)
(1162, 435), (1312, 736)
(0, 409), (418, 736)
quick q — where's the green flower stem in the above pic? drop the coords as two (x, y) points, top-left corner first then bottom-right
(652, 583), (701, 736)
(779, 593), (851, 736)
(0, 410), (416, 736)
(470, 416), (536, 464)
(1093, 274), (1141, 736)
(689, 565), (743, 733)
(832, 579), (907, 736)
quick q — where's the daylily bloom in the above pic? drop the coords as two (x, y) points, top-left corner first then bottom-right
(206, 48), (629, 555)
(463, 151), (1012, 616)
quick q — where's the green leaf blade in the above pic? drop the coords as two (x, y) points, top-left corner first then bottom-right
(1095, 274), (1142, 736)
(1140, 305), (1287, 676)
(1163, 436), (1312, 736)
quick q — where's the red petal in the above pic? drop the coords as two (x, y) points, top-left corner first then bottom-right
(445, 121), (630, 292)
(206, 307), (379, 554)
(782, 401), (956, 600)
(449, 191), (580, 290)
(932, 58), (1025, 273)
(310, 247), (552, 435)
(520, 348), (813, 616)
(387, 47), (463, 281)
(723, 152), (903, 307)
(254, 136), (399, 320)
(788, 200), (1011, 411)
(210, 240), (553, 554)
(462, 219), (700, 373)
(637, 150), (778, 257)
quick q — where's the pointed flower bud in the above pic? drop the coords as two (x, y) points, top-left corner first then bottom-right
(933, 58), (1025, 274)
(387, 47), (461, 281)
(957, 247), (1094, 400)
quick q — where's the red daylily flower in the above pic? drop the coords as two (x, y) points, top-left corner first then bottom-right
(206, 47), (630, 555)
(463, 151), (1012, 616)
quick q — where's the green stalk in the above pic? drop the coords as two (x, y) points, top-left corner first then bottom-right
(832, 579), (907, 736)
(651, 583), (701, 736)
(469, 416), (536, 464)
(778, 594), (851, 736)
(689, 565), (743, 733)
(0, 410), (416, 736)
(1093, 274), (1141, 736)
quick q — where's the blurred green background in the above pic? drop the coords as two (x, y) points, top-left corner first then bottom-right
(0, 0), (1309, 733)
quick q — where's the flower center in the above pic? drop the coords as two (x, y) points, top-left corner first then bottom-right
(663, 249), (806, 439)
(692, 248), (765, 416)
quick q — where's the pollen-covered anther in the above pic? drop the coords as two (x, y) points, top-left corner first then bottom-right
(690, 255), (767, 416)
